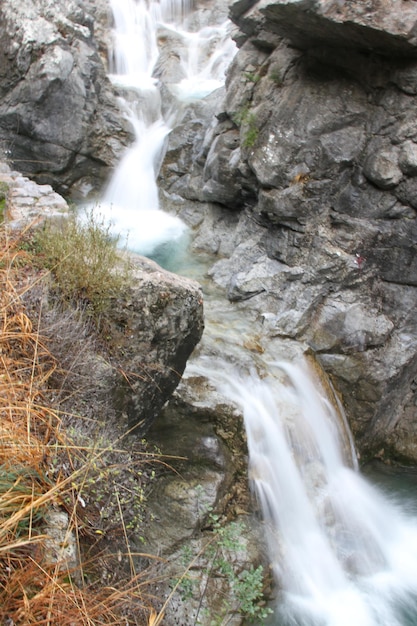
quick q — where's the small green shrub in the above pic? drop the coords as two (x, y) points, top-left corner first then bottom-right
(231, 105), (250, 127)
(242, 117), (259, 148)
(32, 210), (131, 326)
(269, 69), (283, 86)
(175, 508), (273, 625)
(0, 181), (9, 223)
(243, 72), (261, 84)
(232, 106), (259, 149)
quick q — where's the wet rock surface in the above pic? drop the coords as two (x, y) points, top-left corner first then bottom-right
(161, 0), (417, 462)
(144, 366), (267, 626)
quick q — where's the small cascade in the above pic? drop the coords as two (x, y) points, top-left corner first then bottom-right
(96, 0), (236, 259)
(215, 361), (417, 626)
(167, 22), (237, 101)
(108, 0), (159, 87)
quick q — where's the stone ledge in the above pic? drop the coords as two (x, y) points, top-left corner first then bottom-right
(0, 161), (69, 228)
(232, 0), (417, 57)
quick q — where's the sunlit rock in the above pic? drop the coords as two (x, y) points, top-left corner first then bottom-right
(0, 0), (132, 197)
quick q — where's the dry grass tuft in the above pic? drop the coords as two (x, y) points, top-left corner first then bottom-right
(0, 225), (165, 625)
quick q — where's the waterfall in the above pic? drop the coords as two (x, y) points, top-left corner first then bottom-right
(97, 0), (236, 257)
(217, 361), (417, 626)
(96, 3), (417, 624)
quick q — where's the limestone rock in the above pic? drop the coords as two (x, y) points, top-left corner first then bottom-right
(202, 132), (252, 208)
(43, 508), (79, 576)
(0, 0), (132, 198)
(399, 141), (417, 176)
(1, 163), (68, 227)
(162, 0), (417, 462)
(363, 149), (403, 190)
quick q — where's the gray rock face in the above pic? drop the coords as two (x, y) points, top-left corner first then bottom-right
(2, 161), (204, 433)
(109, 255), (204, 432)
(162, 0), (417, 462)
(0, 0), (132, 198)
(231, 0), (417, 57)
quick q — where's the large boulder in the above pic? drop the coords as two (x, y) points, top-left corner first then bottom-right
(0, 0), (132, 198)
(109, 255), (204, 432)
(1, 161), (204, 432)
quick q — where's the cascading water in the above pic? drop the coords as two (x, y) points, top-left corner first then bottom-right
(98, 0), (236, 257)
(217, 361), (417, 626)
(96, 2), (417, 624)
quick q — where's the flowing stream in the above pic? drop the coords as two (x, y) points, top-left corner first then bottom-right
(216, 363), (417, 626)
(99, 0), (235, 254)
(100, 1), (417, 624)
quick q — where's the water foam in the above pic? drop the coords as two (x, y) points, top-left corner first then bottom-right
(217, 362), (417, 626)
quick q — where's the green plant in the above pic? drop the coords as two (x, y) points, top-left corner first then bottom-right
(31, 210), (130, 327)
(0, 181), (8, 222)
(269, 68), (283, 86)
(244, 72), (261, 84)
(205, 515), (272, 623)
(0, 466), (50, 538)
(231, 105), (250, 128)
(242, 118), (259, 148)
(174, 503), (273, 625)
(232, 106), (259, 149)
(233, 565), (272, 621)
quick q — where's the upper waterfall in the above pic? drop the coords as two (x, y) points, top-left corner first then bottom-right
(95, 0), (236, 258)
(108, 0), (160, 85)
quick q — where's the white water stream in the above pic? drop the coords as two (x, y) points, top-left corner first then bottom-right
(98, 0), (235, 255)
(99, 1), (417, 624)
(216, 362), (417, 626)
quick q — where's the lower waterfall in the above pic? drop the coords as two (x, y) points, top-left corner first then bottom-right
(218, 361), (417, 626)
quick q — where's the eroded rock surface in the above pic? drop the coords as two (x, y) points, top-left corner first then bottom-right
(161, 0), (417, 462)
(0, 0), (132, 198)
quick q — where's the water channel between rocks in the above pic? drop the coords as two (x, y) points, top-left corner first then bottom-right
(89, 0), (417, 624)
(146, 248), (417, 626)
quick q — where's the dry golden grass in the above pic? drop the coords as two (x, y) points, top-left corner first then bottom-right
(0, 225), (166, 625)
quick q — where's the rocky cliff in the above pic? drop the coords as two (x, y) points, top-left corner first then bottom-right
(161, 0), (417, 462)
(0, 0), (131, 198)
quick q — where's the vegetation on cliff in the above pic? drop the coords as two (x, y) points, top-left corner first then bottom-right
(0, 222), (166, 625)
(24, 211), (131, 329)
